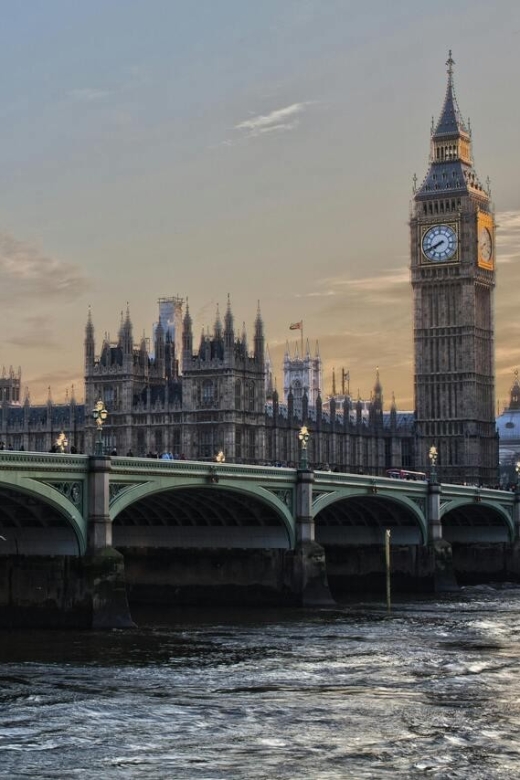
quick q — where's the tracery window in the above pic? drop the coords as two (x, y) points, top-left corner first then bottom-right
(201, 380), (215, 407)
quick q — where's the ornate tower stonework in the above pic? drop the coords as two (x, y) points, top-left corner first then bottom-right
(411, 53), (498, 485)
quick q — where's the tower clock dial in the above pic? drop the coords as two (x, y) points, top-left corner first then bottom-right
(421, 225), (457, 262)
(479, 226), (492, 262)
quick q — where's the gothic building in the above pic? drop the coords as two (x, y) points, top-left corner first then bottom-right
(83, 298), (267, 460)
(0, 292), (416, 475)
(411, 51), (498, 484)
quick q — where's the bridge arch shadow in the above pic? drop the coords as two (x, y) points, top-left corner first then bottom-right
(112, 485), (294, 549)
(0, 482), (84, 556)
(314, 494), (427, 546)
(441, 499), (514, 543)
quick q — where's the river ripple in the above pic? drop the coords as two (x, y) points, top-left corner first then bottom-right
(1, 587), (520, 779)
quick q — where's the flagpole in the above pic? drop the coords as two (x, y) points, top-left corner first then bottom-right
(301, 320), (303, 358)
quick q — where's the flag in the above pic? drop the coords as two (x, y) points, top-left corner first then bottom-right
(289, 321), (302, 330)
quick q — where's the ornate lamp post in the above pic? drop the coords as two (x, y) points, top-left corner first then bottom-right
(92, 399), (108, 456)
(298, 426), (310, 470)
(55, 431), (68, 453)
(428, 445), (438, 484)
(515, 461), (520, 490)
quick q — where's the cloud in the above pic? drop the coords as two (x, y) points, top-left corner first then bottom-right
(313, 267), (410, 312)
(234, 102), (311, 139)
(24, 369), (84, 405)
(327, 267), (409, 289)
(68, 88), (110, 102)
(0, 233), (90, 306)
(496, 210), (520, 265)
(8, 316), (57, 349)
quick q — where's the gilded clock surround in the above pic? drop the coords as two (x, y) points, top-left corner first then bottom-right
(477, 211), (494, 269)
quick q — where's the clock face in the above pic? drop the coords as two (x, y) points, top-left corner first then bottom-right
(479, 226), (492, 261)
(421, 225), (457, 262)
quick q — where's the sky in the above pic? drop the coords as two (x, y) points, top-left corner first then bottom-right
(1, 0), (520, 411)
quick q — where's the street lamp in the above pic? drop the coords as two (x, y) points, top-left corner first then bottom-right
(515, 461), (520, 490)
(298, 425), (310, 470)
(55, 431), (68, 453)
(92, 399), (108, 456)
(428, 445), (438, 483)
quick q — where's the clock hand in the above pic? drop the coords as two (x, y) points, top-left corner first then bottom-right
(431, 240), (445, 250)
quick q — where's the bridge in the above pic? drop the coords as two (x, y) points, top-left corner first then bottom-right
(1, 451), (520, 628)
(0, 451), (517, 555)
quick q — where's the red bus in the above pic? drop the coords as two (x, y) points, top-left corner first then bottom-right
(386, 469), (427, 481)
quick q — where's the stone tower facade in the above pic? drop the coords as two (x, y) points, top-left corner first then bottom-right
(84, 299), (267, 461)
(283, 340), (322, 419)
(411, 52), (498, 485)
(180, 299), (266, 462)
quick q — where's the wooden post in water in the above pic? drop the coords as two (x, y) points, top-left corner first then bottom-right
(385, 529), (391, 613)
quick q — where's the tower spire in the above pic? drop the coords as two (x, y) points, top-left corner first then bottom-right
(431, 49), (468, 140)
(416, 51), (487, 200)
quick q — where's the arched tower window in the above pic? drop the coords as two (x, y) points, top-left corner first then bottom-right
(201, 380), (215, 407)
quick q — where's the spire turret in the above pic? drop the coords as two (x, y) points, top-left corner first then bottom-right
(85, 307), (95, 370)
(214, 304), (223, 341)
(182, 300), (193, 370)
(254, 301), (264, 367)
(432, 51), (469, 141)
(416, 51), (487, 200)
(120, 304), (133, 358)
(155, 319), (165, 376)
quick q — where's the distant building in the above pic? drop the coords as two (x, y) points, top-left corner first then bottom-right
(0, 366), (21, 406)
(496, 373), (520, 487)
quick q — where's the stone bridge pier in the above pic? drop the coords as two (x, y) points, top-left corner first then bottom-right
(85, 456), (134, 628)
(427, 481), (458, 592)
(293, 468), (334, 606)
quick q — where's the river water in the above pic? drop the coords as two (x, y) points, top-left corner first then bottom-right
(1, 587), (520, 779)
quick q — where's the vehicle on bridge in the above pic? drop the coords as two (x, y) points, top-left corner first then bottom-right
(386, 468), (427, 481)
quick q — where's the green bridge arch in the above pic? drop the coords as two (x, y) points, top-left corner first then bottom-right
(0, 473), (87, 555)
(312, 487), (428, 546)
(110, 478), (296, 549)
(440, 497), (515, 543)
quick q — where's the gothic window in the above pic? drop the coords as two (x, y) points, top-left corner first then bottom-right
(235, 429), (242, 461)
(201, 380), (215, 407)
(246, 428), (255, 461)
(248, 382), (255, 411)
(199, 429), (214, 459)
(235, 380), (242, 410)
(104, 386), (115, 409)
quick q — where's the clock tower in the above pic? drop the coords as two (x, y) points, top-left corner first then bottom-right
(411, 52), (498, 485)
